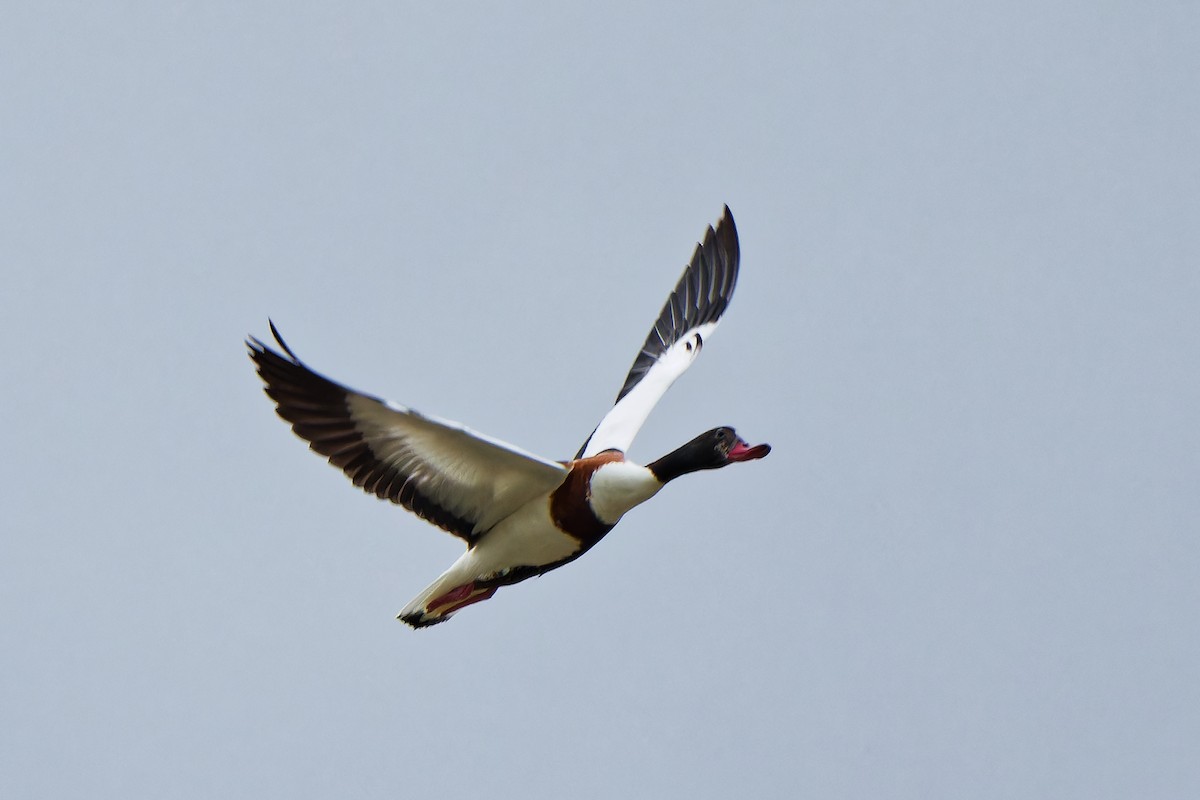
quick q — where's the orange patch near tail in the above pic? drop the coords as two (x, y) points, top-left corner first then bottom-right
(427, 582), (498, 615)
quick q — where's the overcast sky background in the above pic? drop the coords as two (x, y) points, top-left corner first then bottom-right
(3, 3), (1198, 798)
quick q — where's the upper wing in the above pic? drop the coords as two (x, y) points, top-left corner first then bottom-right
(248, 322), (569, 545)
(578, 206), (740, 458)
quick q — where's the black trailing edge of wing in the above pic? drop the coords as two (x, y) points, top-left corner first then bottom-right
(246, 322), (479, 543)
(573, 207), (740, 458)
(615, 206), (739, 404)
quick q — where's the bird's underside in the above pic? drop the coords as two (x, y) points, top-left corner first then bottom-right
(248, 206), (768, 627)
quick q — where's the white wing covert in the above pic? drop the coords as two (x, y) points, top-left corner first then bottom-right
(248, 323), (569, 544)
(578, 206), (740, 458)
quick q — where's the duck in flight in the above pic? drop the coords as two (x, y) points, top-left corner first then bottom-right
(247, 206), (770, 627)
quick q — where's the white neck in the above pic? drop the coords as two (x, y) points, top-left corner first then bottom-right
(587, 461), (663, 525)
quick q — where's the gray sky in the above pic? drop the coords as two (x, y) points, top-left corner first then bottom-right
(3, 2), (1198, 798)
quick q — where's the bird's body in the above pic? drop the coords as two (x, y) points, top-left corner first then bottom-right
(248, 206), (770, 627)
(398, 453), (659, 622)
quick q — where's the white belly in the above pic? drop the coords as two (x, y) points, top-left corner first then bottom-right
(469, 496), (582, 575)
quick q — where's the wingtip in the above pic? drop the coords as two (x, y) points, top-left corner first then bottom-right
(264, 318), (303, 363)
(702, 206), (735, 246)
(717, 205), (738, 248)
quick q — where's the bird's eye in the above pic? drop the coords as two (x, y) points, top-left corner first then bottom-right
(685, 340), (693, 352)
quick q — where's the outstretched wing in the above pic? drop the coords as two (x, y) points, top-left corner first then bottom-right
(248, 322), (569, 544)
(578, 206), (740, 458)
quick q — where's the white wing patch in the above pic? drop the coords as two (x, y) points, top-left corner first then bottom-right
(579, 206), (740, 457)
(348, 396), (570, 535)
(581, 324), (717, 457)
(248, 328), (569, 544)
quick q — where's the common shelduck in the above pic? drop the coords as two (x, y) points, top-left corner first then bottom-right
(247, 206), (770, 627)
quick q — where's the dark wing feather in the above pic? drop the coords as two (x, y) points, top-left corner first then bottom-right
(614, 206), (739, 404)
(577, 206), (740, 458)
(249, 322), (568, 544)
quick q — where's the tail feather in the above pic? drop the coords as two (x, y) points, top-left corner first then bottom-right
(398, 560), (499, 628)
(398, 576), (456, 628)
(399, 609), (453, 628)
